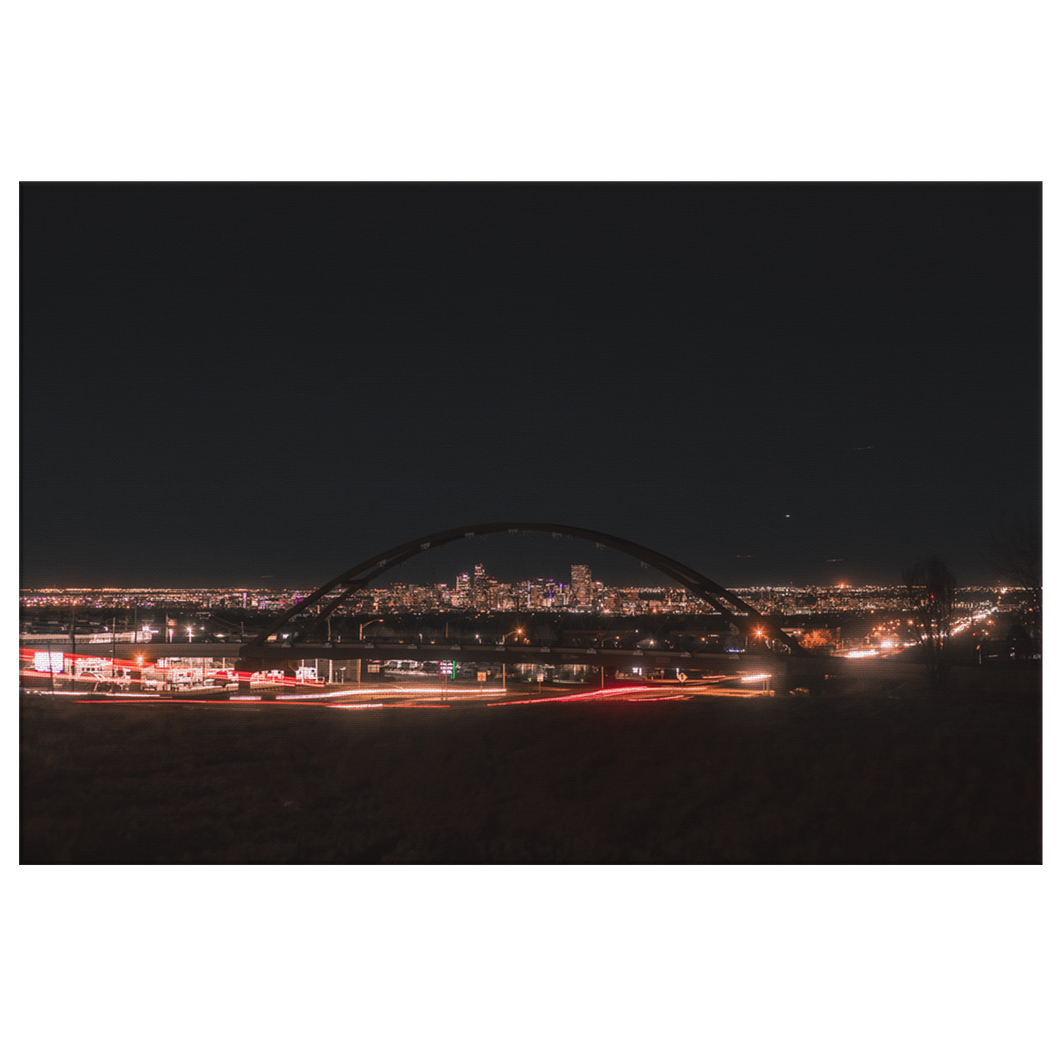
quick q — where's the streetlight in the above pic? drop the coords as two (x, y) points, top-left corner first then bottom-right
(357, 618), (387, 686)
(499, 628), (524, 691)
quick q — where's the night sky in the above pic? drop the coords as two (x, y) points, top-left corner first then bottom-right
(20, 183), (1041, 591)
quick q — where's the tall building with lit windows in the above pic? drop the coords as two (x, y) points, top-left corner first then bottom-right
(454, 572), (470, 607)
(571, 564), (592, 607)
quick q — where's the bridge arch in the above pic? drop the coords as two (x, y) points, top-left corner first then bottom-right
(247, 522), (805, 655)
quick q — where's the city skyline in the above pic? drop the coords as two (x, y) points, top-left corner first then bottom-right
(20, 572), (1030, 614)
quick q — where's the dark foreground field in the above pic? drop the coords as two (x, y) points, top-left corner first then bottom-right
(20, 688), (1041, 863)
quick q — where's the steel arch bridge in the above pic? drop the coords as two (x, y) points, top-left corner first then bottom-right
(248, 522), (806, 657)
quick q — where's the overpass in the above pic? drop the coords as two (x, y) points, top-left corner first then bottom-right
(123, 639), (838, 693)
(128, 639), (790, 678)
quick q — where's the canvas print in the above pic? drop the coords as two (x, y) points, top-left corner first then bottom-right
(19, 182), (1041, 863)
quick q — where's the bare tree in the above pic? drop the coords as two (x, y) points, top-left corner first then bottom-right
(904, 555), (956, 689)
(988, 517), (1042, 624)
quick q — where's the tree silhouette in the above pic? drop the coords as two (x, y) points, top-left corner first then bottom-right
(903, 555), (956, 689)
(988, 518), (1042, 640)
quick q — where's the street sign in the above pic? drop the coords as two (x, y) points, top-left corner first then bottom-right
(439, 660), (455, 677)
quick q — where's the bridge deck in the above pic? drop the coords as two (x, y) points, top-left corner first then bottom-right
(124, 641), (799, 676)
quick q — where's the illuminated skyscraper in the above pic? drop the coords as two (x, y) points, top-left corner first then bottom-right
(454, 572), (470, 607)
(571, 564), (592, 607)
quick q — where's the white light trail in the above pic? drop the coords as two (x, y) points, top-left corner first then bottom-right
(276, 686), (508, 701)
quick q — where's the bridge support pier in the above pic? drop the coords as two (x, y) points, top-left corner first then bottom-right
(235, 660), (257, 693)
(235, 657), (297, 692)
